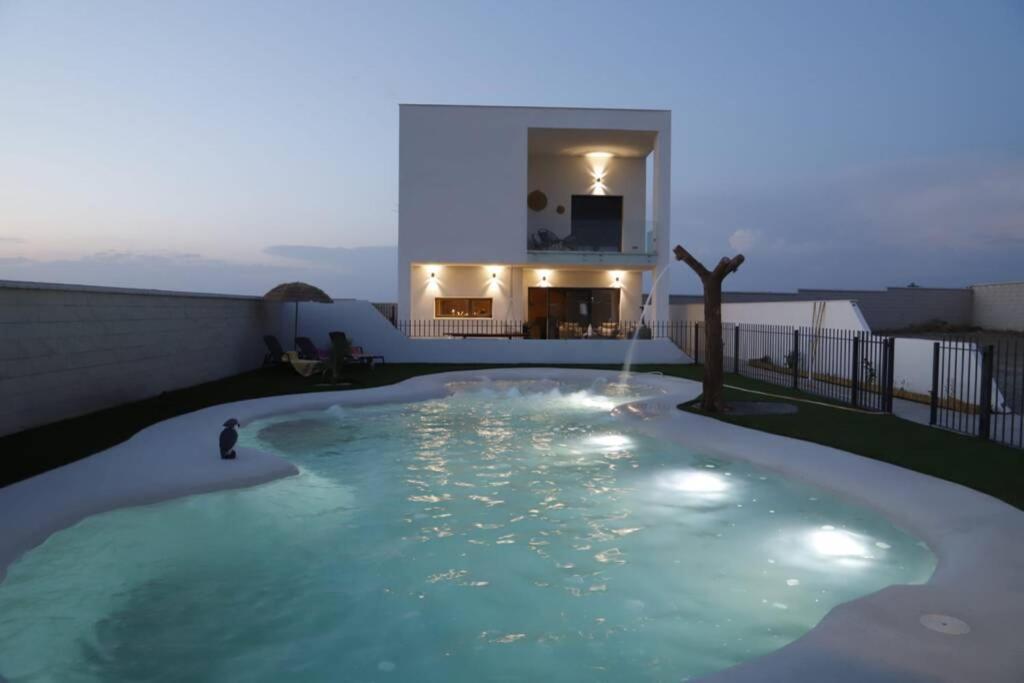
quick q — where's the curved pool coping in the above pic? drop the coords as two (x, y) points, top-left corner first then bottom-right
(0, 367), (1022, 682)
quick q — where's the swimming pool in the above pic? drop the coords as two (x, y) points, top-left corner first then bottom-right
(0, 378), (936, 682)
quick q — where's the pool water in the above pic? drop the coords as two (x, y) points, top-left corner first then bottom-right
(0, 379), (935, 682)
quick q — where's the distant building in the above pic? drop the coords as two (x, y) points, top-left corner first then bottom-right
(665, 284), (1022, 332)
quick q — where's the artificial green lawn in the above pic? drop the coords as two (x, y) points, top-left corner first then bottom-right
(2, 363), (1021, 510)
(664, 366), (1024, 510)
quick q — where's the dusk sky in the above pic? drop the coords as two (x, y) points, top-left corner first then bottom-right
(1, 0), (1022, 298)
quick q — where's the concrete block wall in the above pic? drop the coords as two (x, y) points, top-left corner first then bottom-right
(0, 280), (282, 436)
(798, 288), (973, 331)
(971, 282), (1024, 332)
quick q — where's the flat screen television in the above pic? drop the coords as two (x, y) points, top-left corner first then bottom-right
(570, 195), (622, 251)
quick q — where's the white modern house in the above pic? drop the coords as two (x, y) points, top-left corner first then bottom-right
(398, 104), (672, 339)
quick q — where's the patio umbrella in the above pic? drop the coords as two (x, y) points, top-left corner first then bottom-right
(264, 282), (333, 349)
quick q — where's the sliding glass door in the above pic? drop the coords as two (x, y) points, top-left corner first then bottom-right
(527, 287), (620, 339)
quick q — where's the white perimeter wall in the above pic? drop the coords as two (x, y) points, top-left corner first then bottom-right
(527, 154), (647, 252)
(893, 338), (1006, 410)
(670, 300), (870, 331)
(972, 282), (1024, 332)
(0, 281), (282, 436)
(408, 264), (644, 322)
(294, 299), (687, 365)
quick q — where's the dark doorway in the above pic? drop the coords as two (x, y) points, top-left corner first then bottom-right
(570, 195), (623, 251)
(527, 287), (621, 339)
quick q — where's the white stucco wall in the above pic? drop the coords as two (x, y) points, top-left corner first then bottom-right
(527, 154), (647, 252)
(398, 105), (671, 322)
(294, 299), (688, 364)
(670, 300), (870, 331)
(0, 280), (282, 437)
(668, 288), (974, 332)
(971, 282), (1024, 331)
(408, 264), (519, 321)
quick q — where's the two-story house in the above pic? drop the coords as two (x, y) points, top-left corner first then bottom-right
(398, 104), (671, 339)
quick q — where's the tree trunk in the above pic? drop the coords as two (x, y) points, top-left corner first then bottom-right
(673, 245), (745, 413)
(702, 277), (725, 412)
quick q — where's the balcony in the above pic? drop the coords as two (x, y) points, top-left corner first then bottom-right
(526, 220), (656, 266)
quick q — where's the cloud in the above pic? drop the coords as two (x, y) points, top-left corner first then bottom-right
(0, 237), (25, 243)
(673, 158), (1024, 293)
(727, 229), (759, 252)
(0, 245), (399, 300)
(264, 244), (395, 269)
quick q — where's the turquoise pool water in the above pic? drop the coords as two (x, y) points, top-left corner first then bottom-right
(0, 379), (935, 682)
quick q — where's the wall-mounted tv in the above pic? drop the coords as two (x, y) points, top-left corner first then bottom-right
(570, 195), (623, 251)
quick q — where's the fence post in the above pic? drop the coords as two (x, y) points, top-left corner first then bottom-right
(978, 345), (994, 441)
(850, 335), (860, 408)
(733, 324), (740, 374)
(694, 322), (700, 363)
(792, 329), (800, 389)
(884, 337), (896, 412)
(929, 342), (940, 425)
(879, 337), (888, 411)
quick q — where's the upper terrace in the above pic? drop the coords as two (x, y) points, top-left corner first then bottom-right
(526, 127), (657, 266)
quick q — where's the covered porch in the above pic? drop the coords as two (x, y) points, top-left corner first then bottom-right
(406, 263), (651, 339)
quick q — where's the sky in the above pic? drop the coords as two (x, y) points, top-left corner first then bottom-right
(1, 0), (1022, 298)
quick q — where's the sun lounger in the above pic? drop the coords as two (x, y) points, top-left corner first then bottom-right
(263, 335), (286, 365)
(282, 350), (325, 377)
(350, 345), (386, 365)
(329, 331), (384, 367)
(295, 336), (328, 361)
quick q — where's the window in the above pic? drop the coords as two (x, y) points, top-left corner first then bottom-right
(434, 297), (492, 318)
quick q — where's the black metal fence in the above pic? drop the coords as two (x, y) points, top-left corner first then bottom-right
(929, 335), (1022, 448)
(683, 322), (895, 412)
(371, 302), (397, 325)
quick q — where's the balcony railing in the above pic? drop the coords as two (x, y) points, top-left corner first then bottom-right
(396, 319), (688, 342)
(527, 220), (656, 255)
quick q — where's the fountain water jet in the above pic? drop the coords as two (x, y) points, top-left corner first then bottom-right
(620, 264), (675, 383)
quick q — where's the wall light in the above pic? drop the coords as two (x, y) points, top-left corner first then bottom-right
(585, 150), (613, 196)
(485, 266), (502, 290)
(424, 265), (442, 289)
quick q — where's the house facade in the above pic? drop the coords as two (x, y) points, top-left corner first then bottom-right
(398, 105), (671, 339)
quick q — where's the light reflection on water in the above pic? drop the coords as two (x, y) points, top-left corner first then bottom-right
(0, 379), (935, 683)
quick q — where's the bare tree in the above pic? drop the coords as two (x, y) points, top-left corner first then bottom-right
(673, 245), (746, 412)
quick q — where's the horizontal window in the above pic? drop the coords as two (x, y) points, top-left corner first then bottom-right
(435, 297), (493, 319)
